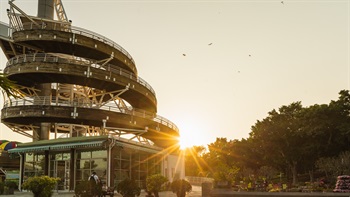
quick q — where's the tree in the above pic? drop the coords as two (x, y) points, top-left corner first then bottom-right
(180, 90), (350, 186)
(248, 90), (350, 185)
(257, 166), (278, 182)
(146, 174), (168, 197)
(184, 145), (207, 176)
(249, 102), (304, 185)
(298, 90), (350, 181)
(170, 179), (192, 197)
(316, 151), (350, 185)
(212, 163), (239, 187)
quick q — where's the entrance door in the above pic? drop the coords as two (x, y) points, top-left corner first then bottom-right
(56, 161), (70, 190)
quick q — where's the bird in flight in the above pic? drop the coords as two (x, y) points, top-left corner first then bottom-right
(183, 54), (186, 56)
(208, 43), (213, 46)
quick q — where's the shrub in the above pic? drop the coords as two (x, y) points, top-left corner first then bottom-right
(0, 182), (4, 195)
(170, 179), (192, 197)
(116, 178), (141, 197)
(146, 174), (168, 197)
(4, 180), (17, 194)
(22, 176), (60, 197)
(75, 180), (90, 197)
(5, 180), (17, 189)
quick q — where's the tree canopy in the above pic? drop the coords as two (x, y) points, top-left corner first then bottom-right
(184, 90), (350, 186)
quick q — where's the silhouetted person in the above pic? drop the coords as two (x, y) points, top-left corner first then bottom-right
(89, 171), (100, 197)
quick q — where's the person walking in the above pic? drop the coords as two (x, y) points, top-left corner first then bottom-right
(89, 171), (100, 197)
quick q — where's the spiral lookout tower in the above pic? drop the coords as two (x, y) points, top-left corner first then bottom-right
(0, 0), (183, 190)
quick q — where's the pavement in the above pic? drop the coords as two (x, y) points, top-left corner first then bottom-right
(4, 187), (350, 197)
(1, 186), (202, 197)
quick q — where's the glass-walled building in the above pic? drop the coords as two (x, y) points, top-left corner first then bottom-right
(10, 136), (184, 190)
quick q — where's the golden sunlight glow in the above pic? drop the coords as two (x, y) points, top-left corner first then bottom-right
(179, 136), (194, 150)
(178, 129), (208, 150)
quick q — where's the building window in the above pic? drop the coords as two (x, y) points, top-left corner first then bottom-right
(24, 153), (45, 180)
(76, 150), (107, 184)
(113, 147), (162, 189)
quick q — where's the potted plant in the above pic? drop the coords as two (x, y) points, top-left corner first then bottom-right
(22, 176), (60, 197)
(116, 178), (141, 197)
(4, 180), (17, 194)
(170, 179), (192, 197)
(146, 174), (168, 197)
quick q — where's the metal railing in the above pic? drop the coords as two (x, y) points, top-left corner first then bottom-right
(6, 53), (155, 95)
(3, 96), (179, 133)
(10, 18), (135, 68)
(186, 176), (214, 186)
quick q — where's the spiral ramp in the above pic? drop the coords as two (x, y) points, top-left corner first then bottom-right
(0, 1), (179, 149)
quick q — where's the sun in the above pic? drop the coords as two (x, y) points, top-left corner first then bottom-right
(179, 136), (194, 150)
(178, 130), (207, 150)
(176, 120), (211, 150)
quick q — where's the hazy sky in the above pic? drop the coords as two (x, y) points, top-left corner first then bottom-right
(0, 0), (349, 148)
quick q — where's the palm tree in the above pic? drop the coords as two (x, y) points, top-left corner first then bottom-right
(0, 72), (23, 98)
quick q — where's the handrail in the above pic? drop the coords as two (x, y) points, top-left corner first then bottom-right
(3, 96), (179, 133)
(6, 53), (155, 95)
(11, 19), (136, 70)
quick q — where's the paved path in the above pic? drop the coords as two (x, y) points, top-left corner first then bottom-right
(1, 186), (202, 197)
(7, 187), (350, 197)
(210, 190), (350, 197)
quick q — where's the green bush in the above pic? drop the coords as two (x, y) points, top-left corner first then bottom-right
(5, 180), (17, 189)
(146, 174), (168, 197)
(117, 178), (141, 197)
(170, 179), (192, 197)
(75, 180), (89, 197)
(22, 176), (60, 197)
(0, 182), (4, 195)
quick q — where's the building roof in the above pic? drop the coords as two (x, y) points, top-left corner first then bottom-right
(9, 136), (108, 153)
(8, 136), (168, 154)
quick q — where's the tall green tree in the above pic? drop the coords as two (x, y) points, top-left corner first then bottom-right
(249, 102), (304, 185)
(298, 90), (350, 181)
(184, 90), (350, 185)
(204, 138), (239, 184)
(184, 145), (207, 176)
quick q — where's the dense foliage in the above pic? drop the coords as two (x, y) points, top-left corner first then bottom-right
(22, 176), (60, 197)
(0, 182), (4, 195)
(116, 178), (141, 197)
(170, 179), (192, 197)
(185, 90), (350, 188)
(146, 174), (168, 197)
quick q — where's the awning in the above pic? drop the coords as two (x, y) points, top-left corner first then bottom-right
(8, 140), (106, 153)
(50, 140), (105, 150)
(8, 145), (50, 153)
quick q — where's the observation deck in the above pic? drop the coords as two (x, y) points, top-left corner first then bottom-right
(0, 4), (179, 148)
